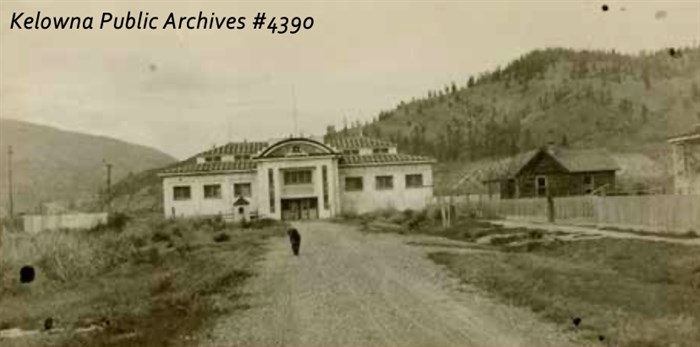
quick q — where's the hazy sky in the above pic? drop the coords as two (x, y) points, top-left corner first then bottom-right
(1, 1), (698, 159)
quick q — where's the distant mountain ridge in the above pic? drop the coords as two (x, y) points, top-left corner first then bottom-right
(353, 47), (700, 163)
(0, 119), (177, 215)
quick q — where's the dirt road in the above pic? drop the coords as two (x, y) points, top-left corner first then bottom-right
(201, 221), (588, 347)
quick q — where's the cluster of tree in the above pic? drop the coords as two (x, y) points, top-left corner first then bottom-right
(339, 47), (700, 163)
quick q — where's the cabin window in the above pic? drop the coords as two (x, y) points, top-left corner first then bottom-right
(583, 175), (594, 194)
(376, 175), (394, 190)
(173, 186), (191, 201)
(373, 148), (389, 154)
(405, 174), (423, 188)
(203, 184), (222, 199)
(284, 170), (313, 185)
(343, 149), (359, 155)
(345, 177), (363, 191)
(535, 176), (548, 197)
(234, 183), (252, 197)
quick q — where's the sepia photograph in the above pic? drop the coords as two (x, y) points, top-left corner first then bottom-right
(1, 1), (699, 346)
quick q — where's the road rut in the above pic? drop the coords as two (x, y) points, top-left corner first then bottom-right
(201, 221), (588, 347)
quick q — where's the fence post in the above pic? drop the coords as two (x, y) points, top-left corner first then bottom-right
(547, 193), (555, 223)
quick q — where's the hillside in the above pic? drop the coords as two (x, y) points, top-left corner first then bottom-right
(355, 47), (700, 163)
(0, 119), (177, 215)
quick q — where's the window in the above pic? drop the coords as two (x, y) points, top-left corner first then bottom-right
(345, 177), (363, 191)
(373, 148), (389, 154)
(234, 183), (252, 197)
(203, 184), (222, 199)
(405, 174), (423, 188)
(268, 169), (275, 213)
(205, 156), (222, 162)
(343, 149), (359, 155)
(535, 176), (548, 197)
(173, 186), (191, 201)
(283, 170), (313, 185)
(322, 166), (330, 210)
(583, 175), (594, 194)
(376, 175), (394, 190)
(292, 145), (301, 153)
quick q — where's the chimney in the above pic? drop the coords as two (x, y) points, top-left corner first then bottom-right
(546, 141), (557, 155)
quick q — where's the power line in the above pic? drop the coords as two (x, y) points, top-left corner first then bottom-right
(105, 162), (112, 213)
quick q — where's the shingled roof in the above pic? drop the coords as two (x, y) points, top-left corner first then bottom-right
(159, 161), (256, 176)
(325, 136), (395, 150)
(339, 153), (435, 166)
(486, 147), (619, 180)
(200, 141), (269, 156)
(550, 148), (619, 173)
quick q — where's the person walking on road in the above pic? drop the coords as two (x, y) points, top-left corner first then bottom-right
(287, 228), (302, 256)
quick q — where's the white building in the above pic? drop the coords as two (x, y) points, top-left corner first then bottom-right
(159, 136), (435, 221)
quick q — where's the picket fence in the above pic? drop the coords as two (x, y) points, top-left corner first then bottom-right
(458, 194), (700, 234)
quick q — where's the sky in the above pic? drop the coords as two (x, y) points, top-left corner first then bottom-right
(1, 0), (699, 159)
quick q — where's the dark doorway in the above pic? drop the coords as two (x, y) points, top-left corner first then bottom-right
(281, 198), (319, 220)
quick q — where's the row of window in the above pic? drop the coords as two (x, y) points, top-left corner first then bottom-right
(204, 154), (252, 163)
(283, 170), (313, 185)
(341, 148), (390, 155)
(173, 183), (252, 201)
(345, 174), (423, 192)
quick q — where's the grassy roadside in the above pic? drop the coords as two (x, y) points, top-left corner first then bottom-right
(343, 211), (700, 347)
(1, 214), (285, 347)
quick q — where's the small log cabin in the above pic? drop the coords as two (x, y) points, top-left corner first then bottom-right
(484, 145), (619, 199)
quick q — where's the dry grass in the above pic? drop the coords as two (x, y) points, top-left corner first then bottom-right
(347, 214), (700, 347)
(430, 238), (700, 347)
(0, 214), (286, 347)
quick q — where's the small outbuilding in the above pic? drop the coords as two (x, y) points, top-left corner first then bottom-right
(484, 144), (619, 199)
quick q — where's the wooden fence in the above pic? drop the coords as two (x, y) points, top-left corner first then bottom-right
(22, 213), (109, 234)
(458, 194), (700, 234)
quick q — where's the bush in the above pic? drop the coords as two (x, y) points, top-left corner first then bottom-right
(213, 233), (230, 243)
(106, 212), (131, 232)
(151, 230), (171, 243)
(683, 230), (698, 238)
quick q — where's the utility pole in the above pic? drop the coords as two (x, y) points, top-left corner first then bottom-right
(105, 163), (112, 213)
(7, 146), (14, 222)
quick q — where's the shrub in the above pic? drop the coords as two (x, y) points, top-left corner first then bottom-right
(151, 230), (171, 243)
(683, 230), (698, 238)
(213, 233), (230, 243)
(106, 212), (131, 232)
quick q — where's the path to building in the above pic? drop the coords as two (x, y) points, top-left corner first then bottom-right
(490, 220), (700, 246)
(200, 221), (592, 347)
